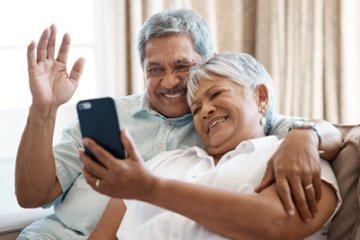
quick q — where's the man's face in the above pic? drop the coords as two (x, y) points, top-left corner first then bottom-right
(143, 34), (202, 118)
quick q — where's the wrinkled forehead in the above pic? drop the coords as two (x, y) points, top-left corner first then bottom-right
(144, 34), (202, 66)
(145, 57), (198, 68)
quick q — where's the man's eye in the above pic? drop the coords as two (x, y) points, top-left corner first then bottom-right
(175, 65), (191, 72)
(147, 67), (164, 75)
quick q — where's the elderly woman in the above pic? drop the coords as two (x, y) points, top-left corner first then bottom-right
(81, 52), (340, 239)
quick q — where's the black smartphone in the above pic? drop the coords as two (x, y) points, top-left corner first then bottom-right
(76, 97), (126, 161)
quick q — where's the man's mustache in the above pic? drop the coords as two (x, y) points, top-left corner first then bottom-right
(156, 86), (187, 95)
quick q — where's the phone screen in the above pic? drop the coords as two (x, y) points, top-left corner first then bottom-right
(76, 97), (125, 161)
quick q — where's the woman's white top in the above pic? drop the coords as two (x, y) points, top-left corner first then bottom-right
(117, 136), (341, 240)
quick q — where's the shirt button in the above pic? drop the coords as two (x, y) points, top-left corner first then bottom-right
(156, 143), (163, 149)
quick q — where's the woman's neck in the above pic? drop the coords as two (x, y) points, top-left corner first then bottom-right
(210, 132), (267, 165)
(213, 154), (223, 166)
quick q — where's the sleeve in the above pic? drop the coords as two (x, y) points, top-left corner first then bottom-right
(54, 121), (84, 191)
(319, 159), (342, 226)
(52, 121), (83, 193)
(41, 121), (83, 208)
(270, 114), (306, 139)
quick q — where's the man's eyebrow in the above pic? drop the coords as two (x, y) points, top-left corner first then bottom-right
(146, 62), (162, 67)
(174, 58), (194, 65)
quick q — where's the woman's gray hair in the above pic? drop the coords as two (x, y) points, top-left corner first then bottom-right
(187, 52), (276, 134)
(138, 8), (213, 68)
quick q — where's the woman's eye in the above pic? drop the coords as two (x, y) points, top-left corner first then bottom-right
(192, 107), (201, 115)
(211, 91), (221, 99)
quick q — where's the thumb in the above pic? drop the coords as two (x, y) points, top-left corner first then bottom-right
(255, 159), (275, 192)
(121, 128), (142, 161)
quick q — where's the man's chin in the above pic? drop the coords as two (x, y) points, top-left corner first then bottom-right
(160, 104), (191, 118)
(160, 98), (190, 117)
(163, 109), (191, 118)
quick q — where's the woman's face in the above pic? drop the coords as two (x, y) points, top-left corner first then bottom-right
(190, 76), (266, 157)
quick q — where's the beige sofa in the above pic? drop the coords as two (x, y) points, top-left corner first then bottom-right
(0, 124), (359, 240)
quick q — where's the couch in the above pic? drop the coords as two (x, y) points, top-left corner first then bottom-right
(0, 124), (359, 240)
(0, 209), (52, 240)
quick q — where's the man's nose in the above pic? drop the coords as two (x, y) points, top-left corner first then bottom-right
(161, 72), (182, 89)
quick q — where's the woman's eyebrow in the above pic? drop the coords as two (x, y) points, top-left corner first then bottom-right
(190, 85), (221, 107)
(191, 99), (200, 107)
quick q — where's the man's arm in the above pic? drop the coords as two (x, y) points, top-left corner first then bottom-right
(81, 130), (338, 239)
(256, 117), (342, 222)
(314, 120), (343, 160)
(16, 106), (62, 207)
(15, 24), (84, 207)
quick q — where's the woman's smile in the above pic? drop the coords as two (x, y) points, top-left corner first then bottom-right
(207, 116), (228, 133)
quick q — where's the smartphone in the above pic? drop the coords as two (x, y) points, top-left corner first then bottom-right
(76, 97), (126, 162)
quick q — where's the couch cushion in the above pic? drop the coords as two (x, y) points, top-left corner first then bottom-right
(0, 209), (53, 240)
(328, 126), (360, 240)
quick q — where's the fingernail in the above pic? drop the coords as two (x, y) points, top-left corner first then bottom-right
(305, 218), (310, 223)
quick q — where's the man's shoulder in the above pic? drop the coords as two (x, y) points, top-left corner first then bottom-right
(272, 114), (305, 125)
(114, 91), (146, 114)
(271, 114), (306, 138)
(116, 91), (145, 104)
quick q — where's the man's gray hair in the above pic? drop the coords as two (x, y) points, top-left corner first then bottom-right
(138, 8), (213, 68)
(187, 52), (276, 134)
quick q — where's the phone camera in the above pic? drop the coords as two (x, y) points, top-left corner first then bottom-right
(78, 102), (92, 110)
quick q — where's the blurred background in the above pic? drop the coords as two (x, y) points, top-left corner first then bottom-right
(1, 0), (359, 123)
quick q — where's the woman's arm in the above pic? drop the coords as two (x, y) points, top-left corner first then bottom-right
(81, 130), (338, 240)
(88, 198), (126, 240)
(142, 178), (336, 239)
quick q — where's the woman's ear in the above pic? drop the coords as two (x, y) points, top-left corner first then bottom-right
(256, 84), (269, 109)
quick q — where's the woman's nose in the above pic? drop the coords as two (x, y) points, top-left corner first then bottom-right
(201, 103), (215, 118)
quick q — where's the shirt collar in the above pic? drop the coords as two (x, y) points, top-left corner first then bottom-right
(237, 135), (280, 153)
(184, 136), (280, 166)
(221, 135), (280, 163)
(131, 90), (148, 116)
(189, 135), (279, 160)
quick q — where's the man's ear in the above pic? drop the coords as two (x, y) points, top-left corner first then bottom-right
(256, 84), (269, 108)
